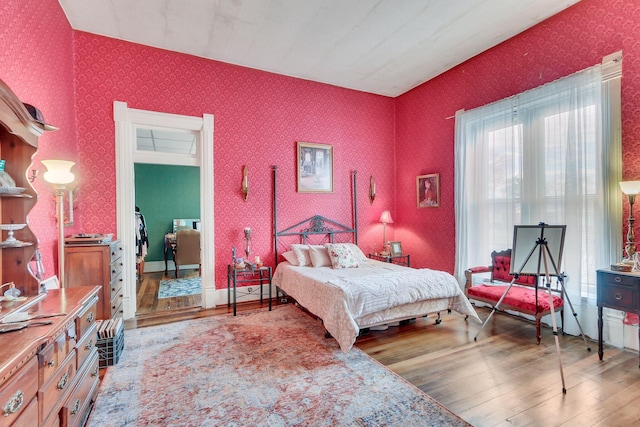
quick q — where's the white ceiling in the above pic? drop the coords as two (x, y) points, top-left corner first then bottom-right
(59, 0), (580, 97)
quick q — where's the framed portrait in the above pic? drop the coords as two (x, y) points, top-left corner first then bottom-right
(389, 241), (403, 256)
(297, 142), (333, 193)
(416, 173), (440, 208)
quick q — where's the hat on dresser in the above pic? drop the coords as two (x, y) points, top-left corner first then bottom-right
(23, 103), (57, 131)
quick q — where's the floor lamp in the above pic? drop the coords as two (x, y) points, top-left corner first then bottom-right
(42, 160), (75, 287)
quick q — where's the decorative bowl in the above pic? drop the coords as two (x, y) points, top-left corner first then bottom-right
(0, 223), (26, 244)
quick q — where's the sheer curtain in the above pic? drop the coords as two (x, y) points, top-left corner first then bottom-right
(454, 57), (622, 338)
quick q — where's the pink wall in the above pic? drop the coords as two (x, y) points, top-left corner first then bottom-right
(72, 32), (396, 289)
(0, 0), (79, 278)
(395, 0), (640, 272)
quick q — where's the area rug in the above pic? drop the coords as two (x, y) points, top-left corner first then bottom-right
(157, 276), (201, 299)
(87, 304), (470, 427)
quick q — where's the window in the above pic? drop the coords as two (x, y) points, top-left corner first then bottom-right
(454, 53), (622, 338)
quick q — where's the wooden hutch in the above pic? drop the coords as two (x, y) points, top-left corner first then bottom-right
(0, 78), (101, 426)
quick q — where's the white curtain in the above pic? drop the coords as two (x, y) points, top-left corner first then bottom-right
(454, 61), (622, 339)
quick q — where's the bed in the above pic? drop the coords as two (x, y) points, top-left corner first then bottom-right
(270, 168), (480, 352)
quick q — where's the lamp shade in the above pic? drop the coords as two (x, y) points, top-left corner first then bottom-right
(379, 210), (393, 224)
(42, 160), (75, 185)
(619, 181), (640, 195)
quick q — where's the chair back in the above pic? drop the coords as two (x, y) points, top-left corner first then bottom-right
(491, 249), (537, 286)
(175, 229), (201, 265)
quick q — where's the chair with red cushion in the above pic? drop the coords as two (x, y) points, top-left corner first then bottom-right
(464, 249), (564, 343)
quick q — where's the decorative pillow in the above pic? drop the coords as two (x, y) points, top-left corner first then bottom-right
(281, 251), (299, 266)
(290, 244), (311, 266)
(308, 245), (332, 267)
(342, 243), (368, 261)
(325, 243), (360, 269)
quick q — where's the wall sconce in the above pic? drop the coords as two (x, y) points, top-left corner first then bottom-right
(379, 210), (393, 255)
(369, 176), (376, 205)
(619, 181), (640, 266)
(42, 160), (76, 286)
(241, 165), (249, 201)
(28, 169), (38, 182)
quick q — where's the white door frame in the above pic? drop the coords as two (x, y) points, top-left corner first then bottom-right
(114, 101), (215, 319)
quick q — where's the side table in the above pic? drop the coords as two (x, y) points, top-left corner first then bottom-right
(596, 269), (640, 367)
(369, 253), (411, 267)
(227, 265), (273, 316)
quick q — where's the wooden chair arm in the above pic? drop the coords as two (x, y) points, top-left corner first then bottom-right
(464, 266), (492, 291)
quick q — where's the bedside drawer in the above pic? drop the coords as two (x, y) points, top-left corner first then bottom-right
(600, 283), (637, 312)
(76, 322), (98, 370)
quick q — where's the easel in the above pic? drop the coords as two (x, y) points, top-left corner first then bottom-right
(473, 223), (590, 394)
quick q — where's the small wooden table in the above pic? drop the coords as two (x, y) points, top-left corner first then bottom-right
(368, 253), (411, 267)
(597, 269), (640, 367)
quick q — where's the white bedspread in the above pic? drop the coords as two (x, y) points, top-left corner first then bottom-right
(272, 259), (480, 352)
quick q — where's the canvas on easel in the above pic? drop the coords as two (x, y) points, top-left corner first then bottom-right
(511, 224), (566, 276)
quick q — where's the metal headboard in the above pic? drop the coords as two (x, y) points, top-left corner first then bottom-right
(272, 165), (358, 266)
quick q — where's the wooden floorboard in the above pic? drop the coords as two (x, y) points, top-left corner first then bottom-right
(128, 273), (640, 426)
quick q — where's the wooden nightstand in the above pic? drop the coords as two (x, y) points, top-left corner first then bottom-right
(597, 269), (640, 367)
(368, 253), (411, 267)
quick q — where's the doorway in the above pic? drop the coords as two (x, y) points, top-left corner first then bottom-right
(114, 102), (215, 321)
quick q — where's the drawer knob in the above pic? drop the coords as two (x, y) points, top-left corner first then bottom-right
(57, 373), (69, 390)
(615, 293), (623, 301)
(91, 366), (99, 377)
(48, 359), (56, 368)
(615, 276), (621, 282)
(86, 312), (95, 323)
(3, 390), (23, 416)
(85, 339), (94, 350)
(71, 399), (81, 415)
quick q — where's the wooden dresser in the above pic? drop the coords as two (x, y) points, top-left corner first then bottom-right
(0, 286), (101, 426)
(64, 241), (123, 321)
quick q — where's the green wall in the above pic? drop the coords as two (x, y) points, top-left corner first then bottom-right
(134, 163), (200, 262)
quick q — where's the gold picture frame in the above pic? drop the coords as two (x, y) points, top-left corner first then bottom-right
(389, 241), (403, 256)
(297, 142), (333, 193)
(416, 173), (440, 208)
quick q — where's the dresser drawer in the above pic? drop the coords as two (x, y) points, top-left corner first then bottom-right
(61, 351), (99, 427)
(111, 275), (123, 301)
(110, 241), (122, 264)
(600, 282), (637, 312)
(76, 297), (98, 341)
(38, 330), (68, 387)
(111, 294), (124, 319)
(110, 259), (123, 283)
(9, 393), (38, 427)
(39, 351), (77, 424)
(0, 357), (38, 427)
(75, 322), (98, 370)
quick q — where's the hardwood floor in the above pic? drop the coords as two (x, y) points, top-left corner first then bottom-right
(126, 282), (640, 426)
(135, 269), (202, 316)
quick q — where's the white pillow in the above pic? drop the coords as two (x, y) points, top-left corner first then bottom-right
(325, 243), (360, 269)
(290, 244), (311, 267)
(281, 251), (299, 266)
(308, 245), (332, 267)
(342, 243), (368, 261)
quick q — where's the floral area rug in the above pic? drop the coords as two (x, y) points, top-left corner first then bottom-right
(157, 276), (201, 299)
(87, 304), (470, 427)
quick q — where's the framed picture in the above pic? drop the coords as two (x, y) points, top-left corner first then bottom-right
(297, 142), (333, 193)
(416, 173), (440, 208)
(389, 241), (403, 256)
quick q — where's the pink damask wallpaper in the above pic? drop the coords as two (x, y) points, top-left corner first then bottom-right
(2, 0), (640, 295)
(72, 32), (396, 289)
(395, 0), (640, 273)
(0, 0), (80, 278)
